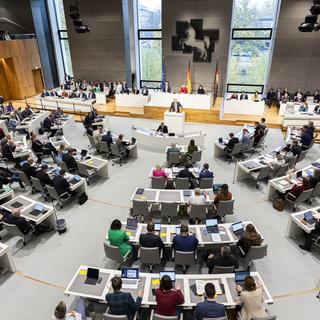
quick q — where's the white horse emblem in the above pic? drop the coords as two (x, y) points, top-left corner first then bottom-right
(180, 25), (210, 61)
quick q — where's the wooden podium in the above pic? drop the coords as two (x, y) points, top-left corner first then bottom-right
(164, 111), (185, 133)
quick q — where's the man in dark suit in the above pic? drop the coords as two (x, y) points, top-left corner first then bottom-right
(199, 163), (214, 179)
(169, 98), (182, 113)
(21, 158), (37, 180)
(53, 169), (71, 195)
(87, 90), (96, 100)
(21, 105), (33, 119)
(43, 114), (58, 137)
(194, 283), (226, 319)
(177, 162), (196, 188)
(206, 245), (239, 274)
(101, 130), (113, 146)
(162, 81), (171, 93)
(139, 222), (164, 251)
(225, 133), (239, 152)
(4, 208), (33, 234)
(239, 92), (248, 100)
(36, 164), (52, 187)
(141, 86), (149, 96)
(156, 122), (168, 134)
(290, 140), (301, 157)
(62, 148), (78, 172)
(300, 128), (312, 150)
(121, 81), (130, 94)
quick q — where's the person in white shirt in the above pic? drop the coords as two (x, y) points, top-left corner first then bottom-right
(52, 300), (90, 320)
(92, 126), (103, 146)
(189, 188), (206, 205)
(269, 152), (285, 178)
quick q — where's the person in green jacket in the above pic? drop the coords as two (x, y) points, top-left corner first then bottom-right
(107, 219), (133, 258)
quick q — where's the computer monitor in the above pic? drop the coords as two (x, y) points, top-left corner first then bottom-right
(235, 271), (250, 283)
(296, 170), (302, 178)
(206, 219), (218, 227)
(87, 268), (99, 280)
(121, 267), (139, 279)
(232, 221), (243, 233)
(80, 149), (88, 157)
(159, 271), (175, 282)
(126, 218), (138, 229)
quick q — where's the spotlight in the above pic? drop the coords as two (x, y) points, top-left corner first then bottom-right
(305, 14), (318, 23)
(310, 5), (320, 15)
(298, 23), (315, 32)
(73, 19), (83, 27)
(75, 25), (90, 34)
(69, 6), (80, 20)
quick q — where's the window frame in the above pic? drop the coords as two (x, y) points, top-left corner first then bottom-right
(231, 28), (273, 40)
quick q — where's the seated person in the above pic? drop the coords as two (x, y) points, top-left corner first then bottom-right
(8, 113), (19, 129)
(169, 98), (182, 113)
(0, 166), (24, 188)
(268, 152), (285, 177)
(156, 122), (168, 134)
(50, 89), (59, 97)
(52, 169), (72, 196)
(21, 105), (33, 119)
(300, 128), (312, 150)
(84, 111), (96, 128)
(139, 222), (164, 250)
(197, 85), (205, 94)
(180, 84), (188, 94)
(121, 81), (130, 94)
(107, 219), (134, 258)
(240, 128), (251, 152)
(253, 128), (264, 147)
(4, 208), (33, 234)
(286, 177), (311, 202)
(105, 276), (142, 320)
(21, 157), (37, 180)
(36, 164), (52, 187)
(307, 121), (315, 138)
(6, 101), (14, 113)
(62, 148), (78, 172)
(87, 90), (96, 99)
(31, 133), (55, 156)
(266, 88), (275, 107)
(132, 86), (139, 95)
(61, 89), (68, 98)
(214, 184), (232, 206)
(79, 89), (87, 100)
(260, 118), (267, 133)
(40, 90), (49, 98)
(101, 130), (113, 146)
(162, 81), (171, 93)
(92, 126), (103, 146)
(236, 276), (268, 320)
(1, 140), (14, 161)
(115, 134), (131, 157)
(309, 169), (320, 188)
(52, 300), (88, 320)
(207, 245), (239, 274)
(252, 91), (260, 101)
(53, 107), (63, 119)
(237, 223), (262, 257)
(194, 283), (226, 319)
(290, 139), (302, 157)
(172, 223), (199, 252)
(239, 92), (248, 100)
(152, 164), (167, 178)
(187, 139), (198, 161)
(43, 113), (58, 137)
(224, 133), (239, 153)
(155, 275), (184, 317)
(166, 143), (180, 160)
(189, 187), (206, 205)
(177, 162), (196, 188)
(299, 216), (320, 252)
(199, 163), (214, 179)
(230, 93), (238, 100)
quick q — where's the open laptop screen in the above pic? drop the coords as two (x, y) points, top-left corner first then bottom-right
(206, 219), (218, 227)
(35, 203), (44, 212)
(121, 267), (139, 279)
(232, 221), (243, 233)
(126, 218), (138, 229)
(235, 271), (250, 283)
(159, 271), (175, 282)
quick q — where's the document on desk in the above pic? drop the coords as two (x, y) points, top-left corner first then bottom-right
(196, 280), (222, 295)
(210, 233), (221, 242)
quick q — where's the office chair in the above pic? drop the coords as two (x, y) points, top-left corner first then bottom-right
(57, 160), (70, 173)
(242, 139), (254, 158)
(249, 166), (271, 189)
(214, 199), (234, 222)
(77, 162), (96, 185)
(251, 317), (276, 320)
(139, 247), (163, 272)
(287, 155), (297, 169)
(308, 138), (316, 150)
(150, 310), (183, 320)
(285, 188), (313, 211)
(191, 150), (202, 163)
(296, 150), (308, 163)
(46, 185), (71, 209)
(103, 241), (131, 269)
(110, 144), (126, 166)
(132, 199), (151, 222)
(189, 204), (207, 224)
(274, 163), (289, 178)
(174, 250), (196, 274)
(160, 202), (178, 223)
(87, 135), (96, 150)
(203, 317), (228, 320)
(225, 142), (242, 163)
(167, 152), (181, 166)
(30, 176), (48, 200)
(211, 265), (235, 274)
(2, 222), (35, 245)
(175, 177), (189, 189)
(17, 171), (32, 190)
(240, 244), (268, 269)
(310, 182), (320, 203)
(98, 140), (110, 157)
(104, 309), (138, 320)
(199, 177), (213, 189)
(151, 176), (166, 189)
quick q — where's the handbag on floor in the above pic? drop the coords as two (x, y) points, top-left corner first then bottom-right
(273, 198), (284, 211)
(78, 192), (88, 205)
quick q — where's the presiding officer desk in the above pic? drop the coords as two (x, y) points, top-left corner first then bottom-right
(115, 221), (263, 246)
(65, 265), (273, 308)
(1, 195), (55, 228)
(132, 126), (206, 152)
(266, 159), (320, 201)
(214, 124), (255, 158)
(286, 206), (320, 239)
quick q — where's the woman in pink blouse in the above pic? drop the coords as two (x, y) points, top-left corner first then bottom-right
(152, 164), (167, 178)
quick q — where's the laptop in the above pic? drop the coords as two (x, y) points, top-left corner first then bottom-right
(154, 223), (161, 232)
(183, 190), (191, 197)
(304, 211), (317, 225)
(175, 226), (181, 235)
(136, 188), (144, 195)
(11, 201), (23, 209)
(126, 218), (138, 230)
(70, 175), (81, 184)
(30, 203), (45, 216)
(80, 149), (88, 158)
(206, 219), (219, 233)
(121, 267), (139, 289)
(231, 221), (245, 238)
(235, 271), (250, 285)
(296, 170), (302, 178)
(84, 268), (101, 285)
(159, 271), (175, 283)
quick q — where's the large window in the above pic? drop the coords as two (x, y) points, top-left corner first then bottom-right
(53, 0), (73, 77)
(137, 0), (162, 89)
(226, 0), (280, 94)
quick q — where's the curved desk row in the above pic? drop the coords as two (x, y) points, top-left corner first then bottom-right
(65, 265), (273, 307)
(131, 126), (206, 152)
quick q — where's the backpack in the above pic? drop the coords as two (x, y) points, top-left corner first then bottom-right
(273, 198), (284, 211)
(78, 192), (88, 205)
